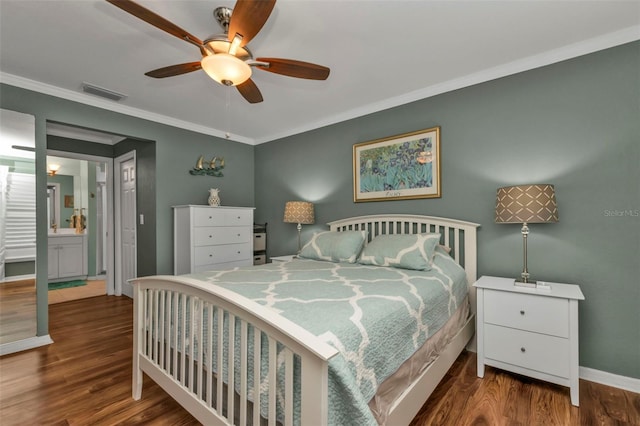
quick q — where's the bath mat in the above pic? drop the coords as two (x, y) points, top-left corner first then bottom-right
(48, 280), (87, 291)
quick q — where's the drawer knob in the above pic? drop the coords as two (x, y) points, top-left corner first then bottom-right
(520, 310), (525, 315)
(209, 254), (213, 257)
(237, 251), (241, 254)
(209, 235), (213, 238)
(520, 347), (526, 353)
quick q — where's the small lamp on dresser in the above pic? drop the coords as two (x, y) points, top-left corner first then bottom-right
(283, 201), (315, 253)
(495, 184), (558, 288)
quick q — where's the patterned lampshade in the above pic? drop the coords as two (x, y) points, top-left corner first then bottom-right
(495, 184), (558, 224)
(283, 201), (315, 225)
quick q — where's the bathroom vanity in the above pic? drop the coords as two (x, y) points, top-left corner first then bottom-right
(48, 230), (87, 282)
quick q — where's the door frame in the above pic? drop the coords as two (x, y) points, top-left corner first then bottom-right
(114, 151), (136, 297)
(46, 150), (115, 294)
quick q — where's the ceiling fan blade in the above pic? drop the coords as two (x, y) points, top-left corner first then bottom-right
(255, 58), (330, 80)
(236, 79), (263, 104)
(107, 0), (203, 48)
(228, 0), (276, 47)
(145, 62), (202, 78)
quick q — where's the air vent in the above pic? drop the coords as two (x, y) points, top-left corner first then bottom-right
(81, 82), (127, 102)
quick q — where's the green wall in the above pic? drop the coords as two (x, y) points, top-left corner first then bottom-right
(255, 41), (640, 378)
(0, 84), (255, 337)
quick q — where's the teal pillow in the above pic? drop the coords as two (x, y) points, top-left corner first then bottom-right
(358, 233), (441, 271)
(298, 231), (366, 263)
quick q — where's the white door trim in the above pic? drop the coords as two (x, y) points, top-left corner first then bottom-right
(46, 150), (114, 295)
(114, 151), (136, 297)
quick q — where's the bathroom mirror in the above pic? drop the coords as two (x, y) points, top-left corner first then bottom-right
(0, 108), (37, 346)
(47, 156), (85, 232)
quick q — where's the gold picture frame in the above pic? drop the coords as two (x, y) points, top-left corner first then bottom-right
(353, 126), (441, 202)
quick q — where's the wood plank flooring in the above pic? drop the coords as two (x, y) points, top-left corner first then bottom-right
(0, 295), (638, 425)
(0, 279), (36, 344)
(48, 279), (106, 304)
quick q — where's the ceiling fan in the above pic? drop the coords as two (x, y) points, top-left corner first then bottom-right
(106, 0), (330, 104)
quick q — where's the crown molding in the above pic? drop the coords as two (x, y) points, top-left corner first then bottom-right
(253, 26), (640, 144)
(0, 73), (255, 145)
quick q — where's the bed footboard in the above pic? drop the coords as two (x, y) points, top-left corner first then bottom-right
(132, 275), (339, 426)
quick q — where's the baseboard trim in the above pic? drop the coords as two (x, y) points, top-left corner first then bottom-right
(579, 366), (640, 393)
(1, 273), (36, 283)
(0, 335), (54, 356)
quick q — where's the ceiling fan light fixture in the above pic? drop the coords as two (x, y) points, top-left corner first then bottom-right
(201, 53), (252, 86)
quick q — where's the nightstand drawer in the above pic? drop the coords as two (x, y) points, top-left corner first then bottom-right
(484, 290), (569, 338)
(484, 324), (569, 378)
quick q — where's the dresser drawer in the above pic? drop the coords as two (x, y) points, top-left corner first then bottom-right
(193, 208), (252, 227)
(193, 259), (251, 273)
(484, 324), (570, 378)
(194, 243), (251, 266)
(484, 290), (569, 338)
(193, 227), (251, 246)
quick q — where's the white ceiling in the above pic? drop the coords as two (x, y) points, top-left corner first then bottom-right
(1, 1), (639, 145)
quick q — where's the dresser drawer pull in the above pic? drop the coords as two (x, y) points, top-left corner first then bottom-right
(520, 310), (525, 315)
(521, 347), (526, 353)
(209, 235), (213, 238)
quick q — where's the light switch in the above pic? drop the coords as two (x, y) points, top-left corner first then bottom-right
(139, 214), (144, 225)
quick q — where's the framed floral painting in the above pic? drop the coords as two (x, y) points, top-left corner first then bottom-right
(353, 126), (441, 202)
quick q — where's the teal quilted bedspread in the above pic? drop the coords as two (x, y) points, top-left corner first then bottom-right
(188, 250), (468, 425)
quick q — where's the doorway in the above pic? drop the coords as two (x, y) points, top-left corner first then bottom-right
(46, 151), (115, 297)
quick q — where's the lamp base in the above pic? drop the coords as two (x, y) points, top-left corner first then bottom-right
(514, 280), (537, 288)
(514, 280), (552, 290)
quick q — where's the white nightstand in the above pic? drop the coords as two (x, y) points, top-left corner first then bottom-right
(474, 276), (585, 406)
(270, 255), (296, 263)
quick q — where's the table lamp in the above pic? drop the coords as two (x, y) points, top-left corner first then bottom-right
(495, 184), (558, 287)
(283, 201), (315, 252)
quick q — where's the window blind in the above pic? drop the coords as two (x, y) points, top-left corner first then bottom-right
(4, 172), (36, 262)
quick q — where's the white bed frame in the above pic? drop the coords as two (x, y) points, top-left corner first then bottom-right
(131, 214), (479, 426)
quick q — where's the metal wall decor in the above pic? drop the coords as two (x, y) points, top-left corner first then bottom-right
(189, 155), (225, 177)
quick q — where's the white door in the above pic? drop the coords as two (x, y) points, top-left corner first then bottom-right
(117, 154), (136, 297)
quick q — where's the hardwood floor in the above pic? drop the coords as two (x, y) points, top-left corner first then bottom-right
(0, 278), (105, 344)
(48, 279), (106, 304)
(0, 295), (638, 425)
(410, 353), (640, 426)
(0, 279), (36, 344)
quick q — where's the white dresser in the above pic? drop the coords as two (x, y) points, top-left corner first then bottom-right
(173, 205), (255, 275)
(474, 276), (584, 406)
